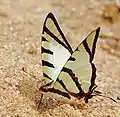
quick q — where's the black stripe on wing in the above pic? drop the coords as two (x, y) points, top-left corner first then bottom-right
(41, 47), (53, 55)
(40, 82), (71, 99)
(68, 56), (76, 61)
(43, 73), (52, 80)
(42, 13), (73, 54)
(62, 67), (84, 94)
(83, 27), (100, 62)
(83, 39), (92, 62)
(43, 26), (72, 54)
(91, 27), (100, 61)
(42, 60), (55, 68)
(89, 63), (97, 91)
(42, 36), (49, 42)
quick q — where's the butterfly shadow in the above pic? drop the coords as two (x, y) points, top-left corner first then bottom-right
(37, 95), (87, 114)
(36, 96), (62, 113)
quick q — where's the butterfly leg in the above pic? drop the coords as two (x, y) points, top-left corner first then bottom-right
(37, 94), (43, 110)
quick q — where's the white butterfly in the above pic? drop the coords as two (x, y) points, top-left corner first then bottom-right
(40, 12), (100, 103)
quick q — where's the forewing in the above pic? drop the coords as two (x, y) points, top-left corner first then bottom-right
(41, 13), (73, 84)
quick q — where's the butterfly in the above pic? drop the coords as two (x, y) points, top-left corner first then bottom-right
(39, 12), (100, 103)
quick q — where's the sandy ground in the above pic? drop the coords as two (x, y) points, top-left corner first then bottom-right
(0, 0), (120, 117)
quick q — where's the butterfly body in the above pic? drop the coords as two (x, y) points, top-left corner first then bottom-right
(40, 12), (100, 103)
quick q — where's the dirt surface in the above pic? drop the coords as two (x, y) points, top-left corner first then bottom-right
(0, 0), (120, 117)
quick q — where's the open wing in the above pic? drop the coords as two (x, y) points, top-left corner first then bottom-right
(40, 27), (100, 102)
(41, 13), (73, 85)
